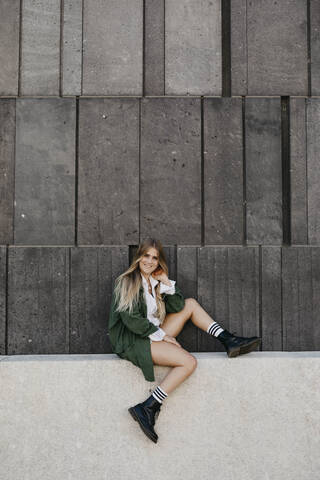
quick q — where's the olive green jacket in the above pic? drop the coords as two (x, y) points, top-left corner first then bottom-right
(108, 282), (185, 381)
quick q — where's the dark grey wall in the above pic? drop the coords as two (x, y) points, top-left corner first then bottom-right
(1, 0), (320, 355)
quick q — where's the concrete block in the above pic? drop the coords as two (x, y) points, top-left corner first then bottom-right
(290, 97), (308, 244)
(0, 0), (20, 95)
(70, 246), (128, 353)
(144, 0), (165, 95)
(82, 0), (143, 95)
(306, 98), (320, 244)
(283, 246), (320, 350)
(311, 0), (320, 95)
(20, 0), (60, 95)
(204, 97), (243, 244)
(198, 246), (259, 352)
(246, 0), (308, 95)
(245, 97), (282, 244)
(165, 0), (221, 95)
(0, 99), (15, 244)
(78, 98), (139, 244)
(62, 0), (82, 96)
(0, 352), (319, 480)
(261, 246), (282, 350)
(7, 247), (69, 354)
(140, 97), (201, 244)
(15, 98), (76, 245)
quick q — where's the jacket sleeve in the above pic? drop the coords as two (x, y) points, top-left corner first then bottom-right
(119, 305), (159, 338)
(162, 284), (185, 313)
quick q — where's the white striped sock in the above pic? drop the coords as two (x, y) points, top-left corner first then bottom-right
(152, 386), (168, 404)
(207, 321), (224, 338)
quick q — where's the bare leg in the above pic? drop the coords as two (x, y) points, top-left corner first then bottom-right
(150, 341), (197, 394)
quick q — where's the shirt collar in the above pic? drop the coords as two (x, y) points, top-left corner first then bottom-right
(140, 271), (159, 288)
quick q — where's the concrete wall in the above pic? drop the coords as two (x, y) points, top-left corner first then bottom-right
(1, 352), (319, 480)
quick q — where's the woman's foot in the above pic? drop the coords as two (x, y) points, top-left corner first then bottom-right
(128, 395), (161, 443)
(217, 329), (261, 358)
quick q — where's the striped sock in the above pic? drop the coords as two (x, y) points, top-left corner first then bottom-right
(207, 321), (224, 338)
(151, 386), (168, 404)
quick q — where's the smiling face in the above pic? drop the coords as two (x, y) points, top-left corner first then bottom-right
(139, 247), (159, 278)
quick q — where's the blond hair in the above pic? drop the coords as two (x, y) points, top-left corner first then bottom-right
(113, 238), (168, 324)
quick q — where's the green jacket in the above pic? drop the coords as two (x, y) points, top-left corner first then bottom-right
(108, 282), (185, 381)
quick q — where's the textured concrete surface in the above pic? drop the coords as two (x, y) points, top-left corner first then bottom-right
(0, 0), (20, 95)
(0, 352), (319, 480)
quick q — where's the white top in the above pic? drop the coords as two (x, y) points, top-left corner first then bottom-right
(140, 272), (176, 342)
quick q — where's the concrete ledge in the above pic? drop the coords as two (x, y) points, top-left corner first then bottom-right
(1, 352), (320, 480)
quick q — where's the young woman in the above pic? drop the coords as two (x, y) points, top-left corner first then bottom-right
(108, 238), (261, 444)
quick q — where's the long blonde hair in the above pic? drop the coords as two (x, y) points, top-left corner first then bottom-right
(113, 238), (168, 324)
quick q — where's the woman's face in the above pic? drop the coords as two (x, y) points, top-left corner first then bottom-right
(139, 247), (159, 277)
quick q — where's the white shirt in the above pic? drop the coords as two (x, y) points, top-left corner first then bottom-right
(140, 272), (176, 342)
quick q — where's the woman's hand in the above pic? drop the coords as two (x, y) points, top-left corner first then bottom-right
(163, 334), (181, 347)
(152, 269), (170, 285)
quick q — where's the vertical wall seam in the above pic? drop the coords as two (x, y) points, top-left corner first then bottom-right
(138, 98), (141, 243)
(81, 0), (84, 96)
(281, 246), (284, 350)
(18, 0), (23, 96)
(221, 0), (231, 96)
(60, 0), (64, 97)
(75, 97), (79, 245)
(259, 245), (262, 350)
(142, 0), (145, 96)
(67, 247), (71, 353)
(242, 97), (247, 245)
(281, 96), (291, 245)
(5, 246), (9, 355)
(201, 97), (205, 246)
(164, 0), (166, 95)
(13, 99), (17, 245)
(307, 0), (311, 96)
(305, 99), (309, 244)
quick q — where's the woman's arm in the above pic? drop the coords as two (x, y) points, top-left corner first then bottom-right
(119, 307), (160, 338)
(162, 284), (185, 313)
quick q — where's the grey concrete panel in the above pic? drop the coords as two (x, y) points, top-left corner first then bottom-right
(230, 0), (247, 95)
(198, 246), (259, 352)
(70, 246), (128, 354)
(311, 0), (320, 95)
(261, 247), (282, 351)
(306, 98), (320, 244)
(0, 0), (20, 95)
(0, 100), (15, 244)
(245, 97), (282, 244)
(20, 0), (60, 95)
(140, 97), (201, 244)
(283, 247), (320, 350)
(7, 247), (70, 354)
(204, 97), (243, 244)
(15, 98), (76, 245)
(0, 246), (6, 354)
(62, 0), (82, 96)
(247, 0), (308, 95)
(165, 0), (221, 95)
(144, 0), (165, 95)
(78, 98), (139, 244)
(177, 246), (199, 352)
(82, 0), (142, 95)
(290, 97), (308, 244)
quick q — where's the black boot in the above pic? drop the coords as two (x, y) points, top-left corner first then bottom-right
(217, 329), (261, 358)
(128, 394), (162, 444)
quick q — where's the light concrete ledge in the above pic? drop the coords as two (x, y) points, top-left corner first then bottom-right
(1, 352), (320, 480)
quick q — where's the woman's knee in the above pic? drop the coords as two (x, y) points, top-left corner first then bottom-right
(184, 297), (198, 312)
(184, 353), (197, 373)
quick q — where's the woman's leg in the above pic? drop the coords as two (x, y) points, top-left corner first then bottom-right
(150, 341), (197, 394)
(161, 297), (217, 338)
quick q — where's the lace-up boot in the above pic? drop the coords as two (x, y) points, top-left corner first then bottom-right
(217, 329), (261, 358)
(128, 395), (162, 443)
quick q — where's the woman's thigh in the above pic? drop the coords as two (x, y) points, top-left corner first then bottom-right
(150, 340), (196, 367)
(160, 298), (194, 338)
